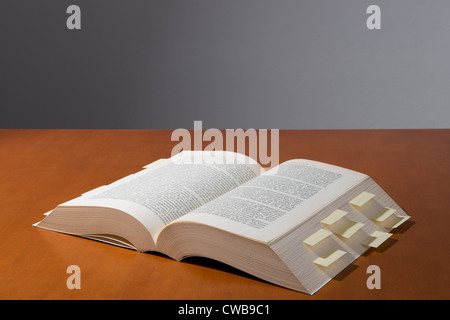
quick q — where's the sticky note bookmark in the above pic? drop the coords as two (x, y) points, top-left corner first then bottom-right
(313, 249), (347, 267)
(321, 210), (364, 239)
(349, 191), (375, 207)
(321, 210), (348, 226)
(333, 221), (364, 239)
(303, 229), (332, 246)
(374, 207), (397, 222)
(361, 231), (392, 248)
(385, 215), (409, 229)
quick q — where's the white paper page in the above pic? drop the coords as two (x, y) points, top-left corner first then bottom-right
(58, 151), (262, 238)
(175, 159), (368, 243)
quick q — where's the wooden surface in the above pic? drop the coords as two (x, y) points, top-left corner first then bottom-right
(0, 129), (448, 300)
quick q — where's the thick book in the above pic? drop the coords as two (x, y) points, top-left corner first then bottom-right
(34, 151), (410, 294)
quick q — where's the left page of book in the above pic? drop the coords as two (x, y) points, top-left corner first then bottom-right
(42, 151), (262, 240)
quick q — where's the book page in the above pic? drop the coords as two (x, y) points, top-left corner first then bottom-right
(172, 159), (368, 243)
(59, 151), (262, 238)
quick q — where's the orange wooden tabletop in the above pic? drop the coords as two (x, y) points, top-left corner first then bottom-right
(0, 129), (448, 300)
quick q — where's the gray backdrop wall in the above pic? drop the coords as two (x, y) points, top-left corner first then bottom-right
(1, 0), (449, 129)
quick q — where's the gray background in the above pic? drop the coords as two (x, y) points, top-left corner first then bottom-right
(1, 0), (449, 129)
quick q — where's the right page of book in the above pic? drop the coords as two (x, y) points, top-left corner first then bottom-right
(176, 160), (368, 243)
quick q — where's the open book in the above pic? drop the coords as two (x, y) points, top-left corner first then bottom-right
(34, 151), (410, 294)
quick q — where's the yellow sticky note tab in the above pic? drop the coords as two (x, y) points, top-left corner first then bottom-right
(303, 229), (332, 246)
(374, 207), (397, 222)
(321, 209), (348, 226)
(313, 249), (347, 267)
(386, 215), (409, 229)
(361, 231), (392, 248)
(334, 221), (364, 239)
(349, 191), (375, 207)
